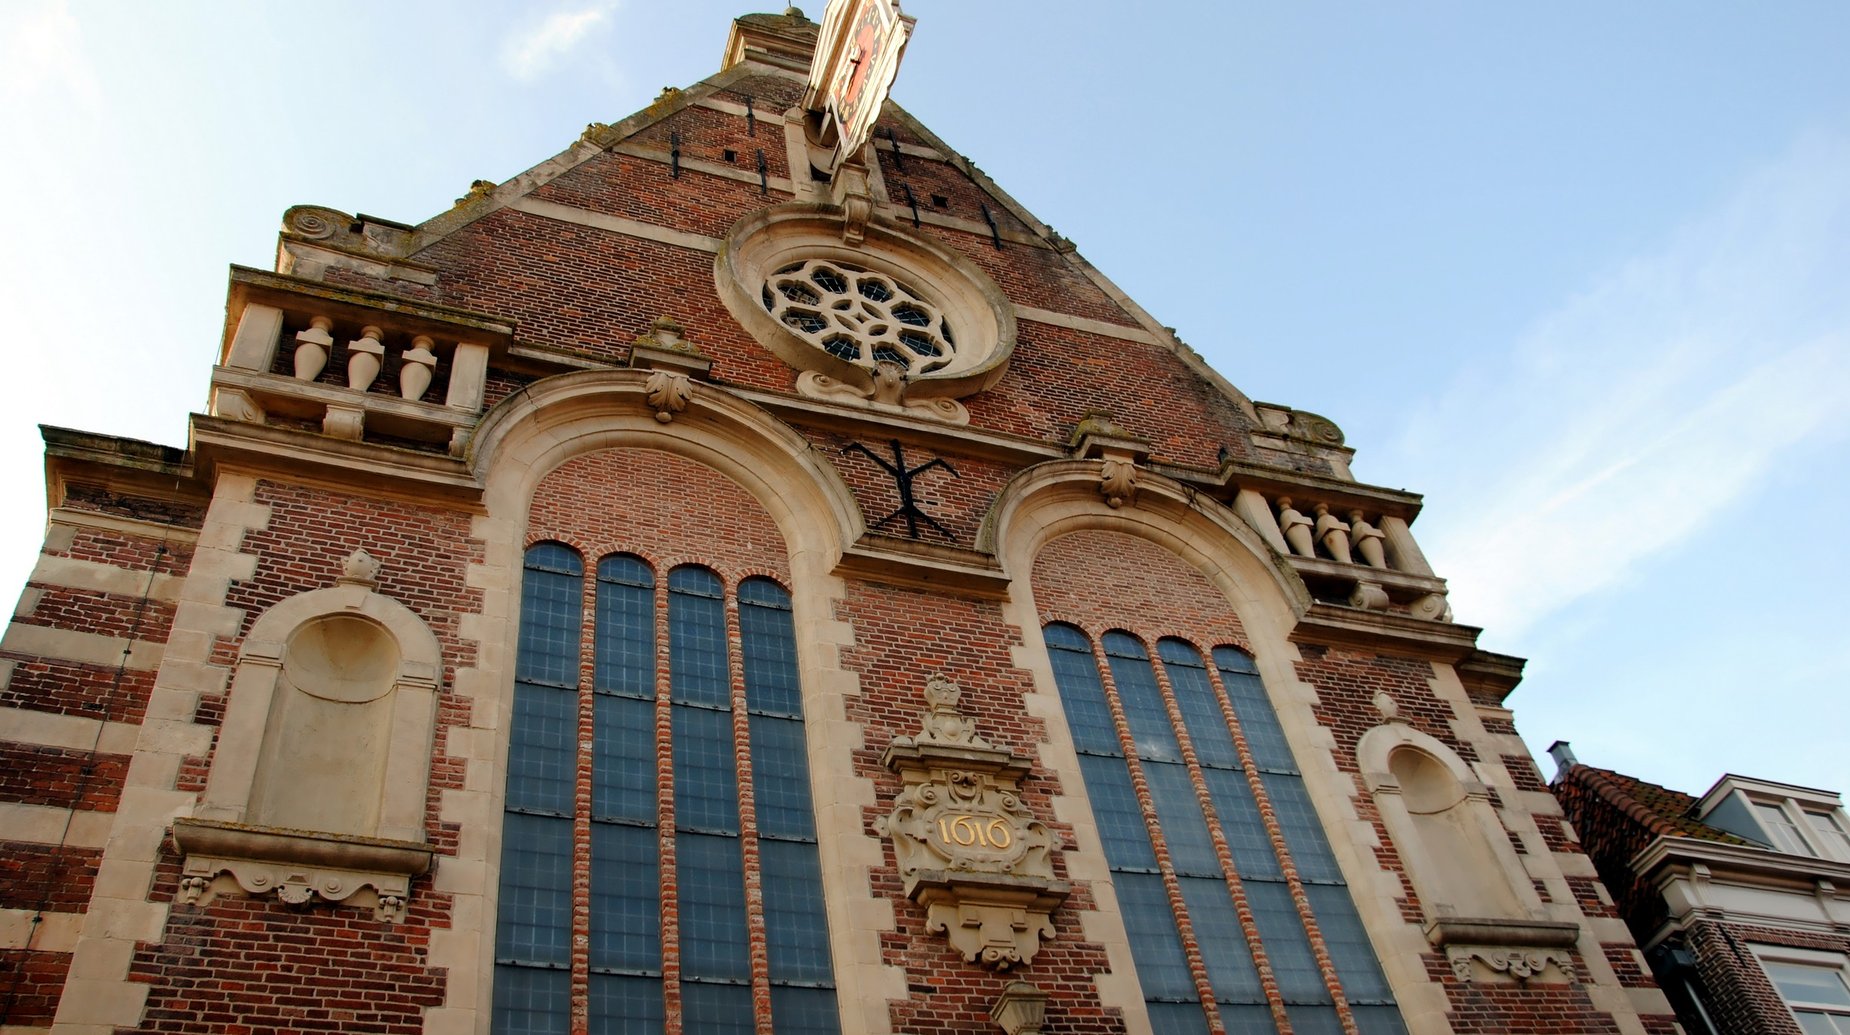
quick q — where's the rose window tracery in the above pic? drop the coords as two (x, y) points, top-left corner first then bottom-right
(760, 259), (956, 376)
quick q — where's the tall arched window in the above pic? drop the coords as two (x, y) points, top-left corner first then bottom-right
(495, 545), (838, 1034)
(1044, 624), (1404, 1035)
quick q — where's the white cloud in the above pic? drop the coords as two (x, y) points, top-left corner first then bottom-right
(1402, 131), (1850, 637)
(501, 4), (617, 81)
(0, 0), (100, 107)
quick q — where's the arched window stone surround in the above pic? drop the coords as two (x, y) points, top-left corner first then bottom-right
(174, 550), (443, 922)
(456, 369), (904, 1032)
(1355, 722), (1580, 982)
(982, 461), (1442, 1028)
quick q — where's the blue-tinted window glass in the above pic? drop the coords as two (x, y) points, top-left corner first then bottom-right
(739, 578), (802, 717)
(1144, 1002), (1212, 1035)
(680, 982), (753, 1035)
(1213, 651), (1294, 773)
(1159, 639), (1240, 770)
(496, 812), (572, 965)
(587, 974), (663, 1035)
(1103, 632), (1181, 762)
(751, 714), (816, 840)
(668, 566), (729, 708)
(770, 986), (841, 1035)
(762, 839), (833, 984)
(1047, 626), (1118, 755)
(1263, 773), (1344, 883)
(507, 685), (575, 815)
(592, 694), (655, 824)
(1304, 884), (1396, 1004)
(595, 555), (654, 698)
(494, 965), (571, 1035)
(1349, 1004), (1412, 1035)
(518, 544), (583, 686)
(1243, 881), (1330, 1003)
(677, 832), (750, 981)
(1217, 1004), (1278, 1035)
(589, 823), (660, 972)
(1286, 1006), (1347, 1035)
(1145, 761), (1219, 876)
(1077, 754), (1157, 870)
(1117, 871), (1197, 1000)
(1202, 768), (1280, 880)
(672, 705), (739, 834)
(1177, 875), (1261, 1003)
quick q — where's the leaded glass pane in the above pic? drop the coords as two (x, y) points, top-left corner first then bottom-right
(519, 546), (583, 687)
(1046, 627), (1118, 755)
(1177, 875), (1261, 1002)
(668, 566), (729, 708)
(1202, 768), (1281, 880)
(1350, 1004), (1412, 1035)
(496, 813), (572, 965)
(762, 839), (834, 984)
(1215, 661), (1294, 773)
(1146, 762), (1219, 876)
(1286, 1005), (1346, 1035)
(593, 694), (656, 824)
(588, 973), (664, 1035)
(672, 705), (739, 834)
(1078, 754), (1157, 870)
(1117, 872), (1196, 999)
(595, 555), (654, 698)
(1307, 884), (1393, 1003)
(507, 684), (575, 814)
(1217, 1003), (1278, 1034)
(590, 823), (660, 972)
(677, 833), (750, 981)
(1263, 773), (1343, 883)
(770, 986), (841, 1035)
(681, 981), (753, 1035)
(751, 714), (816, 840)
(740, 579), (801, 717)
(1103, 632), (1182, 763)
(1160, 640), (1239, 770)
(1144, 1001), (1212, 1035)
(494, 964), (571, 1035)
(1244, 881), (1329, 1003)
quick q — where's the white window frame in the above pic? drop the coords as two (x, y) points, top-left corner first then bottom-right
(1748, 796), (1850, 862)
(1753, 945), (1850, 1034)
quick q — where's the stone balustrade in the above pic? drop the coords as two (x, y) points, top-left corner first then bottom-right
(1229, 487), (1450, 620)
(207, 271), (511, 455)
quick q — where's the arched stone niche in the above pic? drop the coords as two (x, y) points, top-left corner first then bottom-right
(174, 551), (440, 922)
(1356, 723), (1580, 982)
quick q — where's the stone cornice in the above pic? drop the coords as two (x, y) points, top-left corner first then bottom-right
(834, 533), (1011, 599)
(190, 415), (482, 505)
(1289, 602), (1483, 662)
(1634, 834), (1850, 889)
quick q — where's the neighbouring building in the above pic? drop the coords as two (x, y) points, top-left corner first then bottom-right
(1551, 743), (1850, 1035)
(0, 6), (1683, 1034)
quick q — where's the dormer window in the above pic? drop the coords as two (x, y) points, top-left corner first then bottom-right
(1694, 775), (1850, 861)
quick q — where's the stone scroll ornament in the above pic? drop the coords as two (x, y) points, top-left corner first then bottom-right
(876, 674), (1069, 970)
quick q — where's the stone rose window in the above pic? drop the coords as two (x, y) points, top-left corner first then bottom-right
(761, 260), (955, 376)
(715, 204), (1015, 423)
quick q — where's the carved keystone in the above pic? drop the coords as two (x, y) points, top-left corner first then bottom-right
(876, 674), (1069, 970)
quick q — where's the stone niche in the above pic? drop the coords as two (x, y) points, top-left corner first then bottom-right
(1358, 720), (1580, 983)
(175, 551), (439, 922)
(876, 675), (1068, 971)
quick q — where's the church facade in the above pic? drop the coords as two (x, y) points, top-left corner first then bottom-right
(0, 8), (1679, 1034)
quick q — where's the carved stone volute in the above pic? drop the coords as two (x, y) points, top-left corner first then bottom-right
(877, 674), (1069, 971)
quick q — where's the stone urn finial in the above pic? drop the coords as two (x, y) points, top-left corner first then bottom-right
(337, 549), (382, 588)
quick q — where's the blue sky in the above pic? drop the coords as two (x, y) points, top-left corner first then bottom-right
(1, 1), (1845, 798)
